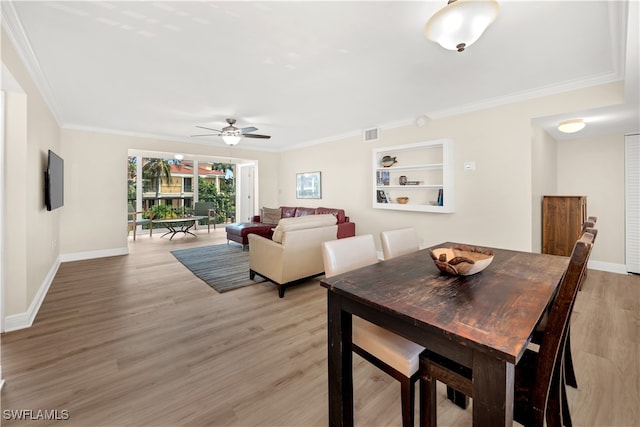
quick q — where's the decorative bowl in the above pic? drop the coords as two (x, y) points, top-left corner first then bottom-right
(429, 244), (494, 276)
(396, 197), (409, 204)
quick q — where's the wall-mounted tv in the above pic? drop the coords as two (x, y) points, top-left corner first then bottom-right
(45, 149), (64, 211)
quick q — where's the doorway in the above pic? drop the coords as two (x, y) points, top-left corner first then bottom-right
(238, 163), (256, 223)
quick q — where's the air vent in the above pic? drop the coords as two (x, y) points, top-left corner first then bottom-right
(363, 127), (379, 142)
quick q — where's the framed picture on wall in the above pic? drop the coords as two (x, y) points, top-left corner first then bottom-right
(296, 171), (322, 199)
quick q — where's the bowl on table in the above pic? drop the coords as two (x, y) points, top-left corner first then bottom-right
(429, 244), (494, 276)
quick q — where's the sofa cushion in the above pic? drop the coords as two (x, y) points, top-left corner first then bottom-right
(295, 207), (316, 217)
(281, 206), (297, 218)
(272, 214), (337, 244)
(316, 207), (346, 224)
(261, 207), (281, 224)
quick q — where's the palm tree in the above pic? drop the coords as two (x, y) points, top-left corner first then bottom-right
(142, 158), (173, 200)
(127, 157), (137, 201)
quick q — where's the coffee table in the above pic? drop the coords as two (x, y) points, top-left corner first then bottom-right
(154, 216), (207, 239)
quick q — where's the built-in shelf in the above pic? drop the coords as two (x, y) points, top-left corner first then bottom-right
(373, 139), (454, 213)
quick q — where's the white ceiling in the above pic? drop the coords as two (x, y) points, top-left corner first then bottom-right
(2, 1), (639, 151)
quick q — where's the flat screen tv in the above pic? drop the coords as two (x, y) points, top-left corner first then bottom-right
(45, 149), (64, 211)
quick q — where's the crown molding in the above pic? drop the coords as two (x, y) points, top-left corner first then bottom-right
(1, 1), (64, 126)
(63, 122), (282, 153)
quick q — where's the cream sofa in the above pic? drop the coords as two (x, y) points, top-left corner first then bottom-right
(248, 214), (340, 297)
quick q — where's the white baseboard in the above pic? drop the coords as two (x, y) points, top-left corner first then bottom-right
(3, 247), (129, 332)
(4, 256), (61, 332)
(59, 247), (129, 262)
(588, 260), (629, 275)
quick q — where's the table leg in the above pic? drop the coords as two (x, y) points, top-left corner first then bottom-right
(471, 352), (514, 426)
(327, 292), (353, 427)
(182, 220), (197, 237)
(161, 224), (178, 239)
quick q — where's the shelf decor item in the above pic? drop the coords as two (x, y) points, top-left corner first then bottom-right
(372, 138), (454, 213)
(396, 197), (409, 204)
(380, 155), (397, 167)
(429, 244), (494, 276)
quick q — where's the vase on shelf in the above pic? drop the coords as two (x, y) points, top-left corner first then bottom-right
(399, 175), (407, 185)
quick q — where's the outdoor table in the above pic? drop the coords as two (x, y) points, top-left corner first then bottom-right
(153, 216), (207, 239)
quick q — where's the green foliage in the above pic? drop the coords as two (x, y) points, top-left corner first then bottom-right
(150, 204), (176, 220)
(142, 158), (173, 199)
(198, 163), (236, 223)
(127, 157), (137, 201)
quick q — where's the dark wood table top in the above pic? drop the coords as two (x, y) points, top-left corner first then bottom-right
(320, 242), (569, 364)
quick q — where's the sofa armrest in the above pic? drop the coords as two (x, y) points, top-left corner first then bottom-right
(248, 234), (285, 282)
(337, 222), (356, 239)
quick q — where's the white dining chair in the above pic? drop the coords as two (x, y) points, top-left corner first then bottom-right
(380, 227), (420, 260)
(321, 235), (425, 427)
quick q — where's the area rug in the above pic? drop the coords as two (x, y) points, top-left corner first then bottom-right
(171, 244), (265, 293)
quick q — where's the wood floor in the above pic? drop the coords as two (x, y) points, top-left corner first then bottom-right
(1, 228), (639, 426)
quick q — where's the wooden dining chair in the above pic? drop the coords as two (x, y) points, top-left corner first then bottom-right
(578, 216), (597, 288)
(381, 227), (420, 260)
(533, 224), (598, 391)
(321, 235), (425, 427)
(419, 231), (595, 427)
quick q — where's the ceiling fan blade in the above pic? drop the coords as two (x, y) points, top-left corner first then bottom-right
(196, 125), (222, 132)
(243, 134), (271, 139)
(191, 133), (220, 137)
(240, 126), (258, 134)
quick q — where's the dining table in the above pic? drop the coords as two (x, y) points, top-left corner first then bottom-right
(320, 242), (569, 427)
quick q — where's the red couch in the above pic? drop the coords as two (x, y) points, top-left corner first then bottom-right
(225, 206), (356, 248)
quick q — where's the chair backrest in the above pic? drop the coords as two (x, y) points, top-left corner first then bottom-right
(321, 235), (378, 278)
(582, 216), (597, 233)
(194, 201), (215, 216)
(380, 227), (420, 260)
(530, 231), (595, 420)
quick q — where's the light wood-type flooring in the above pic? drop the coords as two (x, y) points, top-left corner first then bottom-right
(1, 228), (639, 426)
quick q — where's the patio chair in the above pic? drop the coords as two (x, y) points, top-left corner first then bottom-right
(128, 204), (152, 240)
(194, 201), (216, 232)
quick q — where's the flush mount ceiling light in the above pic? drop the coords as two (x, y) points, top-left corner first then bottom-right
(558, 119), (586, 134)
(425, 0), (499, 52)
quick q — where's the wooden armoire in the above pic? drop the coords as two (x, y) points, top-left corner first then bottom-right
(542, 196), (587, 256)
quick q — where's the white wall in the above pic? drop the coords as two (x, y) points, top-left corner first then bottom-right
(531, 126), (559, 253)
(557, 134), (625, 267)
(59, 129), (280, 257)
(2, 28), (61, 321)
(278, 84), (625, 255)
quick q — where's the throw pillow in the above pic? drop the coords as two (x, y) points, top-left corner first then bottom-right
(261, 207), (281, 224)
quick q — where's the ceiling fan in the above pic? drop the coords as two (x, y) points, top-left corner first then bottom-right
(191, 118), (271, 146)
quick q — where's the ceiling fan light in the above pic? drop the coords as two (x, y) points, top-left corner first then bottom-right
(222, 135), (242, 146)
(558, 119), (586, 134)
(425, 0), (499, 52)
